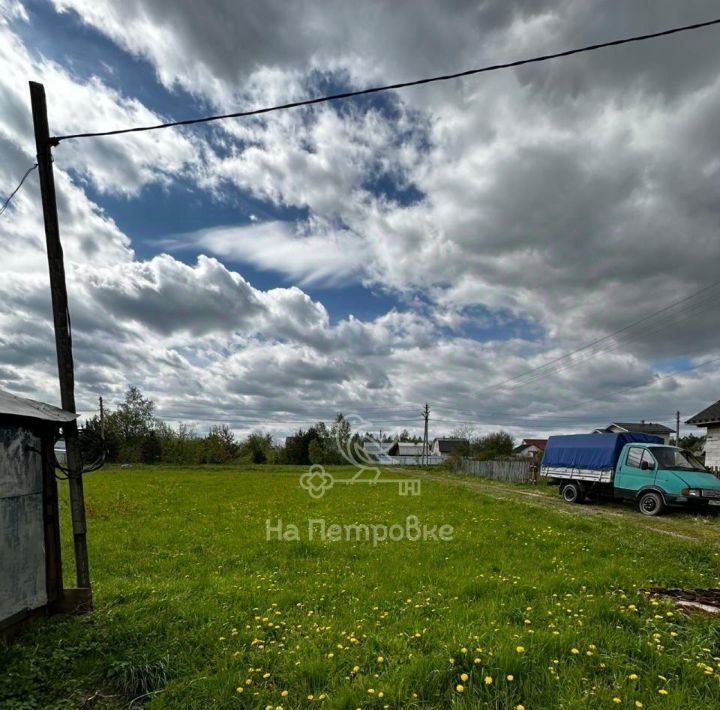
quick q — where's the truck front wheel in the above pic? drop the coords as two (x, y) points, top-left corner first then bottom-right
(638, 491), (665, 516)
(561, 482), (583, 504)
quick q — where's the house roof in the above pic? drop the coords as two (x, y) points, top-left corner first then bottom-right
(686, 400), (720, 426)
(604, 422), (674, 435)
(0, 389), (77, 424)
(521, 438), (547, 450)
(432, 437), (469, 453)
(387, 442), (424, 456)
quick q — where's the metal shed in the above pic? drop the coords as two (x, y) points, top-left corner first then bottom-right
(0, 389), (76, 637)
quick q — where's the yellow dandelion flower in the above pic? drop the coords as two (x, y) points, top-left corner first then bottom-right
(377, 656), (384, 663)
(484, 676), (493, 685)
(461, 647), (468, 653)
(516, 646), (525, 653)
(658, 689), (669, 696)
(516, 705), (526, 710)
(571, 648), (580, 655)
(635, 702), (643, 708)
(613, 698), (622, 704)
(628, 673), (639, 680)
(352, 665), (361, 673)
(507, 674), (514, 681)
(280, 690), (288, 698)
(456, 684), (465, 693)
(235, 687), (244, 694)
(307, 695), (314, 701)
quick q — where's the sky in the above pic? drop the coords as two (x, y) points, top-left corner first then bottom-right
(1, 0), (720, 441)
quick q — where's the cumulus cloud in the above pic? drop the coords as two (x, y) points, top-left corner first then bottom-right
(2, 1), (720, 437)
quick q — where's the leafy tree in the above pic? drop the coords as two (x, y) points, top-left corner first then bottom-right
(284, 427), (321, 465)
(240, 432), (273, 464)
(677, 433), (706, 452)
(470, 431), (514, 460)
(308, 438), (324, 465)
(115, 386), (155, 440)
(140, 430), (162, 464)
(205, 424), (237, 463)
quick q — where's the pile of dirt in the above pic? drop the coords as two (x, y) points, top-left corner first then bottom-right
(643, 588), (720, 614)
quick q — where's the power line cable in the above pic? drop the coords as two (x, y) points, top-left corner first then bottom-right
(50, 17), (720, 145)
(467, 278), (720, 395)
(493, 291), (720, 393)
(0, 163), (37, 217)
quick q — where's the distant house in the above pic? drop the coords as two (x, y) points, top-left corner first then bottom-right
(593, 421), (674, 445)
(387, 442), (425, 457)
(513, 438), (547, 458)
(431, 437), (469, 457)
(686, 400), (720, 470)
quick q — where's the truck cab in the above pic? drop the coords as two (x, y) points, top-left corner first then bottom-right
(614, 443), (720, 515)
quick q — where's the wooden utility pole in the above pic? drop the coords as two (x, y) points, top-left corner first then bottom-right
(422, 403), (430, 465)
(29, 81), (92, 600)
(676, 410), (681, 445)
(99, 396), (105, 440)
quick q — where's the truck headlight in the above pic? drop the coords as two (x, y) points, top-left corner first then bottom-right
(681, 488), (702, 497)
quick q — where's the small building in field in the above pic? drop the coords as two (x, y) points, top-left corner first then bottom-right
(431, 437), (469, 457)
(387, 442), (425, 457)
(513, 438), (548, 458)
(0, 389), (76, 637)
(686, 400), (720, 470)
(593, 421), (674, 445)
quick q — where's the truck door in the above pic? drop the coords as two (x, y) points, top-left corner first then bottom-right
(615, 446), (657, 497)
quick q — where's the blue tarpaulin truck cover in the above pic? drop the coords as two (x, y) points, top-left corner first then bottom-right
(542, 433), (663, 471)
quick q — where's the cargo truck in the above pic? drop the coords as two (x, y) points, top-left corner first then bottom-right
(540, 432), (720, 515)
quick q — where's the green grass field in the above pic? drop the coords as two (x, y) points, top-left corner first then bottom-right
(2, 465), (720, 709)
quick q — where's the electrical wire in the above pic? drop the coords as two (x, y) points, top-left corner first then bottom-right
(49, 17), (720, 145)
(463, 278), (720, 395)
(0, 163), (37, 217)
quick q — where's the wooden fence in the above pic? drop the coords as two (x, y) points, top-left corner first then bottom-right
(460, 458), (536, 483)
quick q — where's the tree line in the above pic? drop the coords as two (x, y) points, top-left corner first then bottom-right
(79, 387), (517, 466)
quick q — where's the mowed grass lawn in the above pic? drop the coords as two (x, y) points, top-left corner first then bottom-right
(2, 466), (720, 709)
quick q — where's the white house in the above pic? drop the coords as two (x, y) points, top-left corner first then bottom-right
(430, 437), (469, 457)
(513, 438), (547, 458)
(686, 401), (720, 470)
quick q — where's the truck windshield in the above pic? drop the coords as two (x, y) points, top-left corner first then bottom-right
(651, 447), (707, 471)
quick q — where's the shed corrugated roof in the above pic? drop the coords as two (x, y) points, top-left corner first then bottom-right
(686, 400), (720, 426)
(0, 389), (77, 423)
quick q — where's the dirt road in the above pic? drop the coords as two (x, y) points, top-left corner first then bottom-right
(408, 468), (720, 544)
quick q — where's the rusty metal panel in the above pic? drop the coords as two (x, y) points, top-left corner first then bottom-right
(0, 425), (48, 624)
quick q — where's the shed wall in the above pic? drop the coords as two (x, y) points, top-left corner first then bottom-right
(0, 426), (48, 624)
